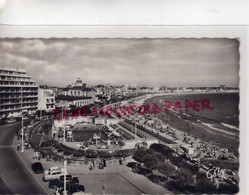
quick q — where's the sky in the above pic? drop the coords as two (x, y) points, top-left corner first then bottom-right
(0, 38), (239, 88)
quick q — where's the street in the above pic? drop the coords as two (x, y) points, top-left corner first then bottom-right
(0, 121), (47, 194)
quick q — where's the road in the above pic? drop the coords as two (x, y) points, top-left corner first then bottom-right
(0, 121), (47, 194)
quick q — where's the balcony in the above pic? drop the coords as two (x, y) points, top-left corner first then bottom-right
(22, 105), (38, 109)
(0, 83), (38, 87)
(46, 102), (55, 105)
(0, 107), (22, 112)
(0, 72), (31, 78)
(0, 90), (21, 93)
(1, 102), (21, 106)
(23, 100), (38, 104)
(0, 96), (21, 99)
(22, 95), (38, 98)
(22, 90), (38, 93)
(1, 77), (34, 82)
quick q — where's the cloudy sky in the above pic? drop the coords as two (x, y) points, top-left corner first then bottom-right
(0, 38), (239, 87)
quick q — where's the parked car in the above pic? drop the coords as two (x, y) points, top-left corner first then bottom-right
(33, 151), (41, 159)
(43, 166), (62, 175)
(31, 162), (43, 174)
(59, 184), (85, 195)
(72, 177), (79, 185)
(49, 175), (73, 189)
(24, 142), (30, 149)
(23, 116), (29, 120)
(43, 168), (68, 181)
(4, 117), (17, 124)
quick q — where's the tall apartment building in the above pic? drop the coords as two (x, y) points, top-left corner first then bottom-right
(0, 67), (38, 118)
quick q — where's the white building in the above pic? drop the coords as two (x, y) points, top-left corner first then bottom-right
(73, 98), (94, 107)
(0, 67), (38, 117)
(38, 88), (55, 111)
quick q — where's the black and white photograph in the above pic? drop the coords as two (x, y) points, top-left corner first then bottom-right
(0, 37), (240, 194)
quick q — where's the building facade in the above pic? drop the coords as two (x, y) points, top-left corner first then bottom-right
(73, 98), (94, 107)
(0, 67), (38, 118)
(38, 87), (55, 112)
(61, 78), (96, 99)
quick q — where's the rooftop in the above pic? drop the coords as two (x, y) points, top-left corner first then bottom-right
(0, 66), (26, 73)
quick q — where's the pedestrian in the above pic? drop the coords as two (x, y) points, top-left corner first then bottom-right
(55, 187), (59, 195)
(17, 143), (20, 151)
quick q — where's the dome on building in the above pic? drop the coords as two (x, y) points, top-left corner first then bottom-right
(76, 77), (82, 83)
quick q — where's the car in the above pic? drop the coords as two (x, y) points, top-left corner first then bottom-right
(33, 151), (41, 159)
(31, 162), (43, 174)
(72, 177), (79, 185)
(43, 166), (62, 175)
(23, 116), (29, 120)
(48, 175), (73, 189)
(25, 142), (30, 149)
(43, 169), (68, 182)
(71, 185), (85, 194)
(59, 184), (85, 195)
(4, 118), (17, 124)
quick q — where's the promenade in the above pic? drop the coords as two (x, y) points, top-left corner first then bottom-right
(13, 133), (173, 194)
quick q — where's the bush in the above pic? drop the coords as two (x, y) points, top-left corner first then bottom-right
(57, 148), (63, 153)
(150, 143), (173, 157)
(85, 150), (98, 158)
(143, 154), (158, 170)
(133, 149), (147, 163)
(218, 183), (239, 194)
(72, 150), (85, 158)
(41, 140), (58, 148)
(137, 167), (152, 175)
(114, 149), (134, 158)
(63, 151), (72, 156)
(98, 151), (112, 159)
(60, 144), (75, 153)
(52, 155), (59, 161)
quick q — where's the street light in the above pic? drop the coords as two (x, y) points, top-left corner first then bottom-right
(63, 157), (67, 195)
(62, 106), (67, 195)
(134, 119), (137, 141)
(62, 107), (66, 143)
(102, 184), (106, 195)
(21, 86), (24, 153)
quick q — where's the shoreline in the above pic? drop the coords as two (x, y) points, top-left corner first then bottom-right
(143, 92), (239, 153)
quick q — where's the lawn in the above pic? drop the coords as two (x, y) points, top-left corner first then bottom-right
(72, 130), (108, 142)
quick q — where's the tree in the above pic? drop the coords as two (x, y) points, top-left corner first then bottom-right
(133, 149), (147, 163)
(157, 162), (174, 183)
(153, 152), (166, 163)
(143, 154), (158, 170)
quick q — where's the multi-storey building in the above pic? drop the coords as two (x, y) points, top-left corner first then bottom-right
(38, 86), (55, 112)
(0, 67), (38, 118)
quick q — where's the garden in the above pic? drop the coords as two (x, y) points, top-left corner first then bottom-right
(27, 118), (135, 164)
(131, 143), (239, 194)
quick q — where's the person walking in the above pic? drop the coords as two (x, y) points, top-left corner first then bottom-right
(17, 143), (20, 151)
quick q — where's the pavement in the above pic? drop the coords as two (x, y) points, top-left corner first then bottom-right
(13, 128), (173, 194)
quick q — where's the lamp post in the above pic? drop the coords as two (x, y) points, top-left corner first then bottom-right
(40, 108), (42, 119)
(63, 157), (67, 195)
(102, 184), (106, 195)
(134, 119), (137, 141)
(21, 86), (24, 153)
(62, 107), (66, 143)
(62, 106), (67, 195)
